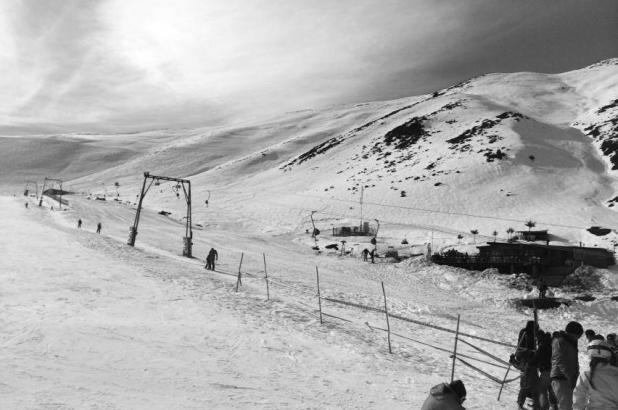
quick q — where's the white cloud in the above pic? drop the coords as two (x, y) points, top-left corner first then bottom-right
(1, 0), (616, 134)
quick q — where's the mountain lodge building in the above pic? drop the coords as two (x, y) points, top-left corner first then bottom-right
(432, 241), (615, 285)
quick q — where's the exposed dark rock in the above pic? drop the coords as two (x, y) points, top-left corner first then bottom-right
(574, 294), (596, 302)
(598, 99), (618, 114)
(588, 226), (612, 236)
(284, 135), (345, 168)
(483, 148), (508, 162)
(600, 138), (618, 170)
(448, 112), (525, 148)
(381, 116), (428, 150)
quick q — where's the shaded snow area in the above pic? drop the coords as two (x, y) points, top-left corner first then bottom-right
(3, 195), (617, 409)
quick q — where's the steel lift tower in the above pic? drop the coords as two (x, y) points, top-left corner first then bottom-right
(127, 172), (193, 257)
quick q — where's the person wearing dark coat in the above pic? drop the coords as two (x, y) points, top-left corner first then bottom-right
(205, 248), (218, 270)
(533, 331), (557, 410)
(421, 380), (466, 410)
(551, 321), (583, 410)
(361, 248), (369, 261)
(516, 321), (540, 410)
(96, 222), (102, 234)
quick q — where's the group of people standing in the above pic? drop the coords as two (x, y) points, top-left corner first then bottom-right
(515, 320), (618, 410)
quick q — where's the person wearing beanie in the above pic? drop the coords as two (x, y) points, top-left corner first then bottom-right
(573, 340), (618, 410)
(584, 329), (596, 343)
(551, 321), (583, 410)
(421, 379), (466, 410)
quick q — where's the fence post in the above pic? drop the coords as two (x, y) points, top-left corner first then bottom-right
(263, 252), (270, 300)
(381, 281), (392, 354)
(497, 363), (511, 401)
(451, 314), (461, 382)
(316, 266), (323, 324)
(235, 252), (244, 292)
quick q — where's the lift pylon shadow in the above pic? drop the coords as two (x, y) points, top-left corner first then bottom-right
(38, 177), (64, 209)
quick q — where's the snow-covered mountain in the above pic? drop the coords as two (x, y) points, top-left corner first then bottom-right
(3, 59), (618, 410)
(2, 59), (618, 245)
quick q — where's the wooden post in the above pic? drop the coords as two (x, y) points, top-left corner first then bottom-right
(381, 281), (392, 354)
(451, 314), (461, 382)
(497, 363), (511, 401)
(316, 266), (323, 325)
(235, 252), (244, 292)
(263, 253), (270, 301)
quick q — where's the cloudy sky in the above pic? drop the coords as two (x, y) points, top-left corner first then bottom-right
(1, 0), (616, 135)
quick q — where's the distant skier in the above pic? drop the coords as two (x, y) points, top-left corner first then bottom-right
(370, 248), (376, 264)
(361, 248), (369, 261)
(205, 248), (218, 271)
(96, 222), (102, 234)
(24, 202), (28, 208)
(77, 219), (82, 229)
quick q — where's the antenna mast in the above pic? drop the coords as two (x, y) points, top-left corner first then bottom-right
(360, 186), (365, 232)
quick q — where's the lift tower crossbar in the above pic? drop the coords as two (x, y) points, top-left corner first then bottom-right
(127, 172), (193, 258)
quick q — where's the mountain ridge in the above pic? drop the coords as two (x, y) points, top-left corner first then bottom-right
(2, 59), (618, 245)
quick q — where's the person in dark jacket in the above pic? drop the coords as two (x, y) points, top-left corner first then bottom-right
(516, 321), (540, 410)
(361, 248), (369, 261)
(205, 248), (218, 270)
(551, 321), (583, 410)
(96, 222), (102, 234)
(421, 379), (466, 410)
(533, 331), (557, 410)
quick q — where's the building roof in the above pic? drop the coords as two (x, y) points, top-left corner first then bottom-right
(478, 241), (613, 253)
